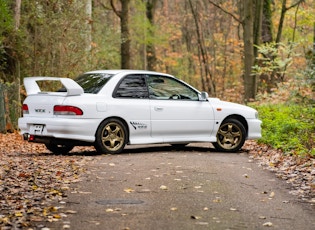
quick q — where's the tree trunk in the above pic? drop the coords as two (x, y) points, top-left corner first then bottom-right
(14, 0), (21, 30)
(120, 0), (131, 69)
(14, 0), (21, 130)
(110, 0), (131, 69)
(85, 0), (92, 52)
(253, 0), (263, 59)
(242, 0), (257, 102)
(275, 0), (286, 44)
(145, 0), (157, 71)
(261, 0), (273, 43)
(313, 22), (315, 66)
(0, 85), (5, 133)
(188, 0), (215, 96)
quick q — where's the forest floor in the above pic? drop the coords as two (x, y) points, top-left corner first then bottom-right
(0, 132), (314, 229)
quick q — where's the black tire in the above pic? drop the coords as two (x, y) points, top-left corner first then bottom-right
(213, 118), (246, 152)
(45, 143), (74, 154)
(95, 118), (127, 154)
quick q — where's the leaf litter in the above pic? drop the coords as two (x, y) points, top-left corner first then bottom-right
(244, 140), (315, 203)
(0, 132), (93, 229)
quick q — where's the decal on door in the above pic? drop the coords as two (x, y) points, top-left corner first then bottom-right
(130, 121), (147, 130)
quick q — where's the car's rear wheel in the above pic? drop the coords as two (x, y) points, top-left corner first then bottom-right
(45, 143), (74, 154)
(95, 118), (127, 154)
(213, 118), (246, 152)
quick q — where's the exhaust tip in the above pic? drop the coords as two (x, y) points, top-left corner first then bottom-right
(23, 133), (35, 141)
(23, 133), (29, 140)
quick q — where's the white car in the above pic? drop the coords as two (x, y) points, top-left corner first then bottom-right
(18, 70), (261, 154)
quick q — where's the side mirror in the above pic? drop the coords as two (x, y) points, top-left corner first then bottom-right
(199, 92), (208, 101)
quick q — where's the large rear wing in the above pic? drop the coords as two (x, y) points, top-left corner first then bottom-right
(24, 77), (84, 96)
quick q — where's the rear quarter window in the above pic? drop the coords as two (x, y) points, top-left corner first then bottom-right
(114, 75), (149, 99)
(74, 73), (113, 94)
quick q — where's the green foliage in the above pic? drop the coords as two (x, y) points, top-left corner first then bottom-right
(0, 0), (13, 72)
(252, 42), (295, 76)
(254, 104), (315, 156)
(0, 0), (12, 35)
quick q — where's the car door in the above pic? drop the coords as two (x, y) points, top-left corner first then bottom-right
(112, 74), (153, 144)
(148, 75), (215, 142)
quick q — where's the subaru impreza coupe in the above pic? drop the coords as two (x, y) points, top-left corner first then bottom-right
(18, 70), (261, 154)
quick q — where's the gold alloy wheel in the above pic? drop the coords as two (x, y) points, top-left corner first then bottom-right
(101, 121), (126, 152)
(215, 119), (245, 151)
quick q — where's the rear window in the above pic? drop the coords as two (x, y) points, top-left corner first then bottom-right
(74, 73), (113, 94)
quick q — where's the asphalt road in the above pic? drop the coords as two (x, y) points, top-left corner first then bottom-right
(48, 143), (314, 230)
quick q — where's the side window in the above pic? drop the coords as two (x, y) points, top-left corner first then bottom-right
(114, 75), (149, 99)
(148, 75), (198, 100)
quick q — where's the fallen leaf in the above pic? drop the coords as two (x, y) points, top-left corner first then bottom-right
(160, 185), (168, 190)
(124, 188), (135, 193)
(65, 210), (77, 214)
(53, 214), (62, 219)
(212, 197), (221, 203)
(15, 212), (23, 217)
(195, 222), (209, 225)
(263, 222), (273, 227)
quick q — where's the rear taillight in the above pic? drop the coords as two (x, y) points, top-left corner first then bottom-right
(22, 104), (29, 114)
(53, 105), (83, 115)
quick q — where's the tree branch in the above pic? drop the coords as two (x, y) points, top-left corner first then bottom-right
(97, 0), (112, 11)
(207, 0), (241, 24)
(110, 0), (121, 18)
(286, 0), (305, 11)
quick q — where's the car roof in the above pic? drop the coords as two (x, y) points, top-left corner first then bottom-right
(84, 69), (172, 76)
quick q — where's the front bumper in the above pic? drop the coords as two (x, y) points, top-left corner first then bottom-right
(246, 118), (262, 139)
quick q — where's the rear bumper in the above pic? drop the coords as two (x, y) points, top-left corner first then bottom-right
(18, 117), (101, 143)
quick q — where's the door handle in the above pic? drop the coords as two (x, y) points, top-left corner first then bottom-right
(154, 107), (163, 111)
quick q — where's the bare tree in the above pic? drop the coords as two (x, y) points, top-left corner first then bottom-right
(208, 0), (257, 101)
(85, 0), (92, 52)
(144, 0), (158, 71)
(111, 0), (131, 69)
(240, 0), (257, 101)
(188, 0), (216, 96)
(276, 0), (305, 44)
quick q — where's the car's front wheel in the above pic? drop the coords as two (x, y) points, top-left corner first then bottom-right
(45, 143), (74, 154)
(95, 118), (127, 154)
(213, 118), (246, 152)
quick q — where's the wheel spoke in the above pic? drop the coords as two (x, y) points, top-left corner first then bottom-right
(112, 126), (121, 135)
(227, 124), (233, 133)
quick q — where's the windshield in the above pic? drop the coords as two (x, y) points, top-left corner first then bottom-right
(74, 73), (113, 94)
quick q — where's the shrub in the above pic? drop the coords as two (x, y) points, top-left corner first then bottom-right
(254, 104), (315, 156)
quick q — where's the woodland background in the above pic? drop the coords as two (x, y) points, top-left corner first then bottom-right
(0, 0), (314, 155)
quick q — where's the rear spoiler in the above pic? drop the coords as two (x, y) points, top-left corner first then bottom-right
(24, 77), (84, 96)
